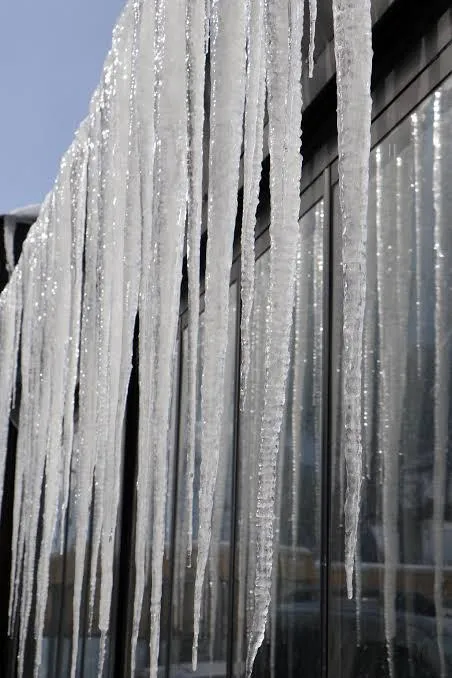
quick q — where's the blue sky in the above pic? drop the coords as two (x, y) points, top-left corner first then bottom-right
(0, 0), (125, 213)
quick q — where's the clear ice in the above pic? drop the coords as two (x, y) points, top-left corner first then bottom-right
(332, 0), (372, 599)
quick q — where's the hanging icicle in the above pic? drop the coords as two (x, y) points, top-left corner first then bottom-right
(246, 0), (304, 673)
(332, 0), (372, 599)
(192, 0), (246, 668)
(185, 0), (206, 566)
(432, 90), (447, 678)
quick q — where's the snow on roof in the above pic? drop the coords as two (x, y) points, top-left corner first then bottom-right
(8, 203), (41, 221)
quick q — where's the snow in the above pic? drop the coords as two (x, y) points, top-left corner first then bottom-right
(332, 0), (372, 599)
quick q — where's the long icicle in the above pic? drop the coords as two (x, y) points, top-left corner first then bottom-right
(432, 89), (447, 678)
(246, 0), (304, 674)
(193, 0), (246, 668)
(185, 0), (206, 565)
(131, 0), (157, 672)
(240, 0), (266, 405)
(146, 0), (188, 674)
(332, 0), (372, 598)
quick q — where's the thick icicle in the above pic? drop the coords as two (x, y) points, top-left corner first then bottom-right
(185, 0), (206, 565)
(131, 0), (157, 672)
(332, 0), (372, 598)
(144, 0), (188, 675)
(33, 143), (77, 677)
(17, 197), (56, 678)
(70, 88), (103, 678)
(192, 0), (246, 668)
(240, 0), (266, 403)
(246, 0), (303, 673)
(308, 0), (317, 77)
(59, 128), (89, 554)
(432, 90), (447, 678)
(97, 4), (142, 673)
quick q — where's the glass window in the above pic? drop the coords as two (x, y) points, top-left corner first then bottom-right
(330, 75), (452, 678)
(234, 201), (324, 677)
(169, 283), (237, 677)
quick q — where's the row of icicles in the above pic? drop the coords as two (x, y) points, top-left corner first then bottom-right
(0, 0), (372, 677)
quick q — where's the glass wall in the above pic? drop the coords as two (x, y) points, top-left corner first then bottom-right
(330, 75), (452, 678)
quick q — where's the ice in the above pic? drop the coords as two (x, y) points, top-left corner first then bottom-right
(97, 7), (139, 674)
(192, 0), (246, 669)
(308, 0), (317, 78)
(0, 1), (379, 674)
(59, 127), (89, 554)
(312, 205), (323, 546)
(185, 0), (206, 564)
(411, 112), (423, 378)
(144, 0), (188, 674)
(433, 90), (447, 678)
(3, 216), (16, 277)
(376, 149), (412, 678)
(0, 269), (22, 518)
(245, 0), (304, 673)
(240, 0), (266, 404)
(131, 0), (156, 671)
(70, 89), (103, 678)
(332, 0), (372, 599)
(15, 198), (55, 678)
(32, 151), (73, 677)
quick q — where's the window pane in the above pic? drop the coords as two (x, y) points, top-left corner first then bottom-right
(169, 283), (237, 677)
(330, 75), (452, 678)
(234, 201), (324, 677)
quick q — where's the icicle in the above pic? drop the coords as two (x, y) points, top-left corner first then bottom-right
(432, 90), (447, 678)
(131, 0), (157, 672)
(59, 126), (89, 555)
(240, 0), (266, 404)
(8, 196), (51, 639)
(192, 0), (246, 668)
(312, 205), (323, 548)
(17, 197), (56, 678)
(0, 268), (22, 513)
(411, 112), (423, 379)
(246, 0), (303, 673)
(143, 0), (188, 674)
(34, 142), (77, 677)
(291, 246), (302, 551)
(3, 216), (16, 277)
(70, 88), (103, 678)
(185, 0), (206, 565)
(375, 147), (395, 678)
(332, 0), (372, 599)
(97, 4), (142, 674)
(308, 0), (317, 78)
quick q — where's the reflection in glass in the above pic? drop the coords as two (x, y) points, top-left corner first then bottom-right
(330, 75), (452, 678)
(235, 201), (324, 677)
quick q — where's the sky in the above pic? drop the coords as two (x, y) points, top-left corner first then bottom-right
(0, 0), (126, 214)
